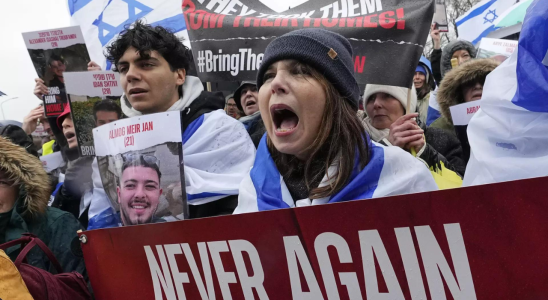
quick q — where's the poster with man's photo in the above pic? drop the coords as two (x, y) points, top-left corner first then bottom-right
(23, 26), (91, 117)
(476, 38), (518, 62)
(65, 71), (124, 156)
(93, 112), (188, 226)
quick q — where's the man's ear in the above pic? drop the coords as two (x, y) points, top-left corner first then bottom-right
(117, 186), (121, 204)
(176, 69), (186, 87)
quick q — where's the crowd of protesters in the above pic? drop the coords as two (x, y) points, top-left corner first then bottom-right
(0, 4), (547, 295)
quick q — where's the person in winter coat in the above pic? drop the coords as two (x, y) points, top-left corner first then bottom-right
(87, 20), (255, 224)
(234, 29), (437, 214)
(0, 136), (86, 276)
(430, 59), (500, 134)
(234, 81), (267, 147)
(414, 56), (435, 124)
(360, 84), (466, 176)
(430, 25), (477, 84)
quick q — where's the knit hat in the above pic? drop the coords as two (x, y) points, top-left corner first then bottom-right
(56, 104), (71, 130)
(363, 84), (417, 115)
(257, 28), (360, 109)
(415, 65), (429, 83)
(233, 81), (257, 112)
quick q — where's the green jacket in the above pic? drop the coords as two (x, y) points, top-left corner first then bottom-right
(0, 136), (86, 276)
(429, 116), (456, 136)
(3, 200), (85, 275)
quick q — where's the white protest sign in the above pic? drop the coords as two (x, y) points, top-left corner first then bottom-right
(40, 152), (66, 173)
(476, 38), (518, 61)
(65, 71), (123, 97)
(450, 100), (483, 126)
(93, 112), (182, 157)
(23, 26), (87, 50)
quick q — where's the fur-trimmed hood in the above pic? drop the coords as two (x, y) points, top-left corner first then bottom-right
(437, 59), (500, 124)
(0, 136), (49, 216)
(441, 40), (477, 78)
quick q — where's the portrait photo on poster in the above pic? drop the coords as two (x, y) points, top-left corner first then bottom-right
(93, 112), (187, 227)
(97, 146), (186, 226)
(23, 26), (91, 116)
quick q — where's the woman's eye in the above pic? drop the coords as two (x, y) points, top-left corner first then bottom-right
(263, 72), (275, 82)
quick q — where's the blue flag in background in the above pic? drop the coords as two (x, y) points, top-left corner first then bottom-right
(68, 0), (188, 70)
(456, 0), (515, 45)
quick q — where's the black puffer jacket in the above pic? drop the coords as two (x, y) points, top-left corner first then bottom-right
(420, 124), (466, 176)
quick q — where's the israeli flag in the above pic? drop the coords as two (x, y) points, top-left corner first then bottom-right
(464, 0), (548, 186)
(456, 0), (515, 45)
(68, 0), (189, 70)
(426, 88), (441, 126)
(235, 136), (438, 214)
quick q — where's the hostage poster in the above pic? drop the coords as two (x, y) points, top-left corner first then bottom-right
(23, 26), (91, 117)
(182, 0), (434, 87)
(93, 112), (188, 226)
(64, 71), (124, 157)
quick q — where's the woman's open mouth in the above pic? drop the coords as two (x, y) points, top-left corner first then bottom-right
(270, 104), (299, 137)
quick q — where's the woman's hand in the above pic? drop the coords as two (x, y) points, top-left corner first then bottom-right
(388, 113), (425, 152)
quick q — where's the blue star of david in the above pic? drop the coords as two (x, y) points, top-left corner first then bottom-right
(92, 0), (152, 46)
(483, 9), (498, 24)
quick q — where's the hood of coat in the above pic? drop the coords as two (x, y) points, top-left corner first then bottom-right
(437, 59), (500, 124)
(0, 137), (49, 216)
(120, 75), (204, 117)
(441, 40), (477, 78)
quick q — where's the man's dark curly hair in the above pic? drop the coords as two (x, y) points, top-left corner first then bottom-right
(105, 20), (190, 72)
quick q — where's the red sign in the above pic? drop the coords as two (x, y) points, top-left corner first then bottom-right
(80, 176), (548, 299)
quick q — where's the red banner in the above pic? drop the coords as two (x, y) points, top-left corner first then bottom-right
(80, 176), (548, 299)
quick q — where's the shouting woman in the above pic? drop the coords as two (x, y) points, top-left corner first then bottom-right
(234, 29), (437, 213)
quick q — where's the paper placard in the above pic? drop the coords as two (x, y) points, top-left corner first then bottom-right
(450, 100), (482, 126)
(477, 38), (518, 62)
(22, 26), (91, 117)
(40, 152), (66, 173)
(93, 112), (182, 157)
(65, 71), (124, 156)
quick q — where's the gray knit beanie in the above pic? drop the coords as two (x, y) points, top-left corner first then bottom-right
(257, 29), (360, 109)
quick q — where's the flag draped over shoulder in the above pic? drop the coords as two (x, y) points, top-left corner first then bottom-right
(68, 0), (189, 70)
(235, 136), (438, 214)
(464, 0), (548, 186)
(456, 0), (515, 45)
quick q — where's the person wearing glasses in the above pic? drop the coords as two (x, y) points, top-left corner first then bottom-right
(225, 94), (240, 120)
(234, 81), (266, 147)
(117, 154), (165, 226)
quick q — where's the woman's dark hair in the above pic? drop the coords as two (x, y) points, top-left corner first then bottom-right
(105, 20), (190, 72)
(417, 80), (432, 100)
(267, 61), (369, 199)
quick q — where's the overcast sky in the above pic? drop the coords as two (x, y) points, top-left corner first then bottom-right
(0, 0), (71, 121)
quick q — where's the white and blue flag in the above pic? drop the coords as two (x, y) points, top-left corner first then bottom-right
(235, 137), (438, 214)
(68, 0), (189, 70)
(456, 0), (515, 45)
(464, 0), (548, 186)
